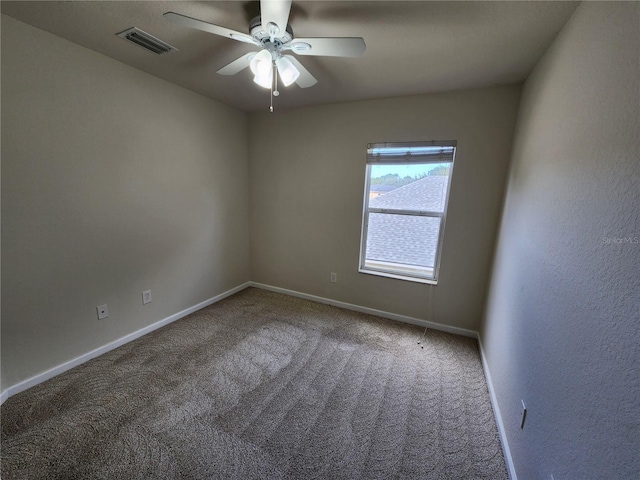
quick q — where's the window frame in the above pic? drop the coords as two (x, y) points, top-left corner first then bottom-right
(358, 140), (457, 285)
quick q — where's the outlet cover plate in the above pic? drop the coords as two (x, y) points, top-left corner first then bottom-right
(97, 304), (109, 320)
(142, 290), (152, 305)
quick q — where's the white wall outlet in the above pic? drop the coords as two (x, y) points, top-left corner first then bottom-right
(330, 272), (337, 283)
(97, 304), (109, 320)
(142, 290), (152, 305)
(520, 399), (527, 429)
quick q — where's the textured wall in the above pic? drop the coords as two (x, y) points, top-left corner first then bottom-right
(249, 86), (521, 332)
(1, 15), (250, 390)
(482, 2), (640, 479)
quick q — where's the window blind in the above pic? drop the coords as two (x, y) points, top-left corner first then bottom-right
(367, 140), (457, 164)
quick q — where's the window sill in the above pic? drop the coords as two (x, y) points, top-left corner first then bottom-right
(358, 266), (438, 285)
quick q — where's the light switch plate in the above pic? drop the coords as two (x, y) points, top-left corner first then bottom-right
(142, 290), (152, 305)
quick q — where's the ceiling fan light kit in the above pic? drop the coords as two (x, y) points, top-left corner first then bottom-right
(276, 56), (300, 87)
(163, 0), (366, 111)
(248, 45), (300, 90)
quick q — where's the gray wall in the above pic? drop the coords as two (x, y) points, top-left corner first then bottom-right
(1, 15), (250, 390)
(249, 86), (521, 332)
(482, 2), (640, 479)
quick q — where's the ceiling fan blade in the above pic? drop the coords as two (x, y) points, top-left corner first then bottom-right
(260, 0), (292, 37)
(290, 37), (366, 57)
(164, 12), (258, 45)
(284, 55), (317, 88)
(217, 52), (256, 76)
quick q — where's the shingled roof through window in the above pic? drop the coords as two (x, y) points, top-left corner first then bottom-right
(365, 176), (449, 268)
(369, 176), (448, 212)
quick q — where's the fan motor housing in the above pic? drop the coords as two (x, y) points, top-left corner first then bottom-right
(250, 16), (293, 47)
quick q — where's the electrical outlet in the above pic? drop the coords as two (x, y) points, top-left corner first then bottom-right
(142, 290), (152, 305)
(330, 272), (337, 283)
(520, 399), (527, 429)
(97, 304), (109, 320)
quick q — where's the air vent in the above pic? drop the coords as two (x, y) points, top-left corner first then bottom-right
(117, 27), (177, 55)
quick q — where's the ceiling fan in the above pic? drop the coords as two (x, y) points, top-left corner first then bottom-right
(164, 0), (366, 110)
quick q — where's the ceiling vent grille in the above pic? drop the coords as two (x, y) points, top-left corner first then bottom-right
(117, 27), (177, 55)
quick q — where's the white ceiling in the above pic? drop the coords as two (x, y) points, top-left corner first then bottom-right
(1, 1), (579, 112)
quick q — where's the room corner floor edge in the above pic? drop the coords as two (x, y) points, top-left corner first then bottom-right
(0, 282), (252, 404)
(249, 282), (479, 339)
(478, 334), (518, 480)
(1, 281), (481, 400)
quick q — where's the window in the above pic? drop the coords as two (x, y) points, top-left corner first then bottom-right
(359, 141), (456, 284)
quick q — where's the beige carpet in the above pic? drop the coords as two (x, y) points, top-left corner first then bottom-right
(1, 287), (508, 479)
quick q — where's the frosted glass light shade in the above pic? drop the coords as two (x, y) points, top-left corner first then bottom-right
(250, 49), (273, 89)
(253, 72), (273, 89)
(275, 56), (300, 86)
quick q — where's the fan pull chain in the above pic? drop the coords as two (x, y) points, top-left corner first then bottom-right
(269, 62), (279, 113)
(274, 66), (279, 97)
(270, 79), (273, 113)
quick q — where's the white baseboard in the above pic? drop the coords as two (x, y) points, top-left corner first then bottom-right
(0, 282), (251, 405)
(478, 334), (517, 480)
(249, 282), (479, 339)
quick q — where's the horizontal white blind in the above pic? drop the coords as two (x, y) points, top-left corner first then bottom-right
(367, 141), (456, 164)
